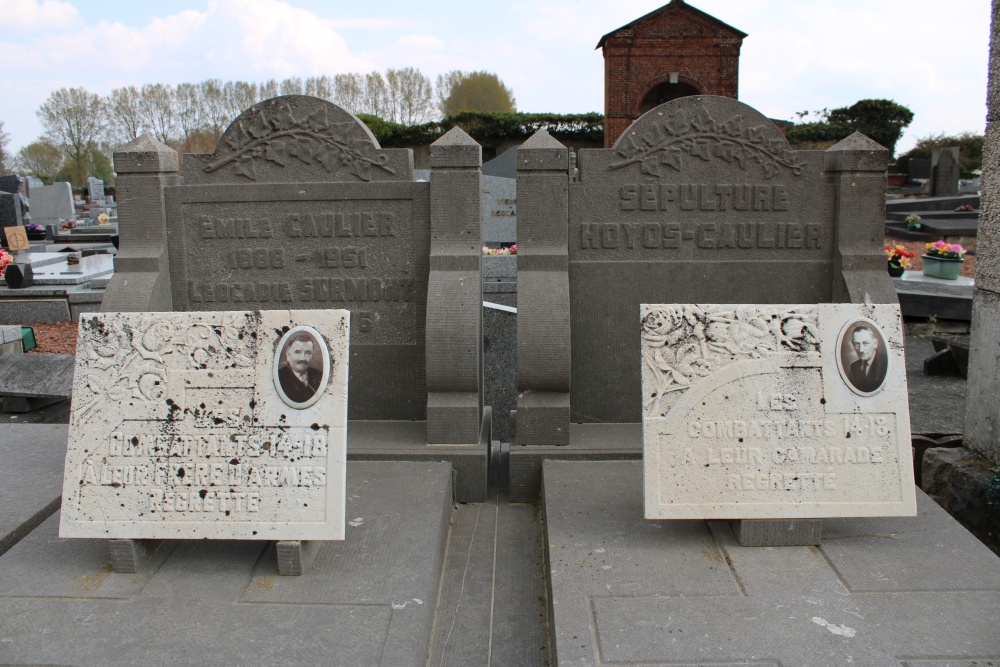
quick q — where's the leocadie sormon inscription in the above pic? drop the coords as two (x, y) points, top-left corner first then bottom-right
(59, 310), (349, 541)
(641, 303), (916, 520)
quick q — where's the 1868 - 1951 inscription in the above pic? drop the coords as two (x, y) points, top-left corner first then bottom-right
(59, 310), (349, 541)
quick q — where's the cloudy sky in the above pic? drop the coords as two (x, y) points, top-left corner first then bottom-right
(0, 0), (991, 154)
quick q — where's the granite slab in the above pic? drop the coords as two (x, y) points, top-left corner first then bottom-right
(0, 424), (68, 556)
(0, 461), (452, 667)
(542, 460), (1000, 666)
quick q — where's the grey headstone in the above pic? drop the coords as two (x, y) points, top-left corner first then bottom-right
(932, 147), (961, 197)
(0, 175), (25, 197)
(161, 97), (481, 447)
(87, 176), (105, 203)
(27, 182), (74, 226)
(482, 175), (516, 245)
(517, 96), (894, 440)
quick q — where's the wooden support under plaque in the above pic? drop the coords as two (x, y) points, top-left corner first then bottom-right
(109, 539), (162, 573)
(276, 540), (320, 576)
(732, 519), (822, 547)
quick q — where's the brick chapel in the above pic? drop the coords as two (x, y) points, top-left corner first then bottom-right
(598, 0), (746, 147)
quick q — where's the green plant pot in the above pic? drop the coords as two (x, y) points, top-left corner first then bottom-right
(887, 264), (905, 278)
(922, 254), (963, 280)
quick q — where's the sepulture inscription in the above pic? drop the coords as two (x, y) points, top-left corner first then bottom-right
(641, 303), (916, 519)
(60, 309), (349, 540)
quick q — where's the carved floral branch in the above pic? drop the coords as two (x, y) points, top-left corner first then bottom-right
(609, 108), (806, 179)
(204, 103), (396, 182)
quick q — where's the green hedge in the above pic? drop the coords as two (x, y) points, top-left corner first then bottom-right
(356, 112), (604, 153)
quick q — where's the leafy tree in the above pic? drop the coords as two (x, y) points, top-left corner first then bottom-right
(0, 120), (10, 175)
(37, 86), (106, 187)
(13, 140), (63, 182)
(56, 148), (113, 186)
(786, 99), (914, 156)
(895, 132), (984, 178)
(827, 99), (913, 155)
(439, 71), (516, 116)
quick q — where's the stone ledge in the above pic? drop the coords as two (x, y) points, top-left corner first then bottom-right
(922, 446), (1000, 555)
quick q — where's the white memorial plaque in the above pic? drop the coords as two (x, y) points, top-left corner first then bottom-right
(59, 310), (349, 540)
(642, 303), (916, 520)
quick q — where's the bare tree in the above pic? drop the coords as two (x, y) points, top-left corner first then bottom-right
(138, 83), (177, 144)
(37, 86), (106, 186)
(386, 67), (434, 124)
(174, 82), (204, 145)
(199, 79), (230, 139)
(363, 71), (388, 118)
(334, 73), (366, 113)
(107, 86), (144, 146)
(305, 75), (334, 101)
(280, 77), (303, 96)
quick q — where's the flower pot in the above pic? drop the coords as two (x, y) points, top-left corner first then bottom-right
(922, 254), (963, 280)
(887, 264), (905, 278)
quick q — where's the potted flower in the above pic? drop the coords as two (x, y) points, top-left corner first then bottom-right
(922, 240), (966, 280)
(905, 214), (922, 230)
(0, 249), (12, 277)
(25, 223), (45, 240)
(885, 244), (914, 277)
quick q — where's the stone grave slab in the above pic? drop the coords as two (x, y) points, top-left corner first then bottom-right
(642, 303), (916, 519)
(0, 461), (451, 667)
(542, 459), (1000, 666)
(59, 309), (350, 541)
(894, 272), (975, 321)
(0, 353), (74, 412)
(0, 424), (69, 556)
(29, 253), (114, 285)
(27, 182), (74, 226)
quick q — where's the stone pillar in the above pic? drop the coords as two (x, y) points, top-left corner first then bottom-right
(964, 0), (1000, 463)
(426, 127), (482, 445)
(102, 135), (179, 312)
(516, 130), (571, 445)
(825, 131), (896, 304)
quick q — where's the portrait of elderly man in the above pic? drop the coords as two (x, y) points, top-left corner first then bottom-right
(277, 330), (323, 404)
(845, 323), (887, 393)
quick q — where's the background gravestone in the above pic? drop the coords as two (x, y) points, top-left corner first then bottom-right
(26, 183), (74, 226)
(932, 147), (961, 197)
(0, 192), (23, 231)
(87, 177), (105, 204)
(512, 95), (895, 501)
(104, 96), (486, 500)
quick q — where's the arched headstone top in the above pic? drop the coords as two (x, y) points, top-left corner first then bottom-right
(185, 95), (412, 184)
(609, 95), (804, 180)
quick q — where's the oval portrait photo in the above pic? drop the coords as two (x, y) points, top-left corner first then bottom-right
(272, 326), (331, 409)
(836, 318), (890, 396)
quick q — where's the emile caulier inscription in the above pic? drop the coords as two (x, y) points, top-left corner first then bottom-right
(60, 310), (349, 541)
(642, 304), (916, 520)
(187, 211), (415, 317)
(581, 183), (821, 251)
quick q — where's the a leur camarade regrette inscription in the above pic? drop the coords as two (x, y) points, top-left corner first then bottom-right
(59, 310), (349, 541)
(641, 303), (916, 520)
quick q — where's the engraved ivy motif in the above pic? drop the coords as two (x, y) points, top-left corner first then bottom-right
(204, 102), (396, 182)
(641, 305), (820, 418)
(610, 109), (806, 179)
(72, 314), (257, 425)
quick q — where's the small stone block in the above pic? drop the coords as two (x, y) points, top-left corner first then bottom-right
(923, 349), (964, 377)
(108, 539), (161, 573)
(276, 540), (320, 576)
(732, 519), (822, 546)
(4, 263), (33, 288)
